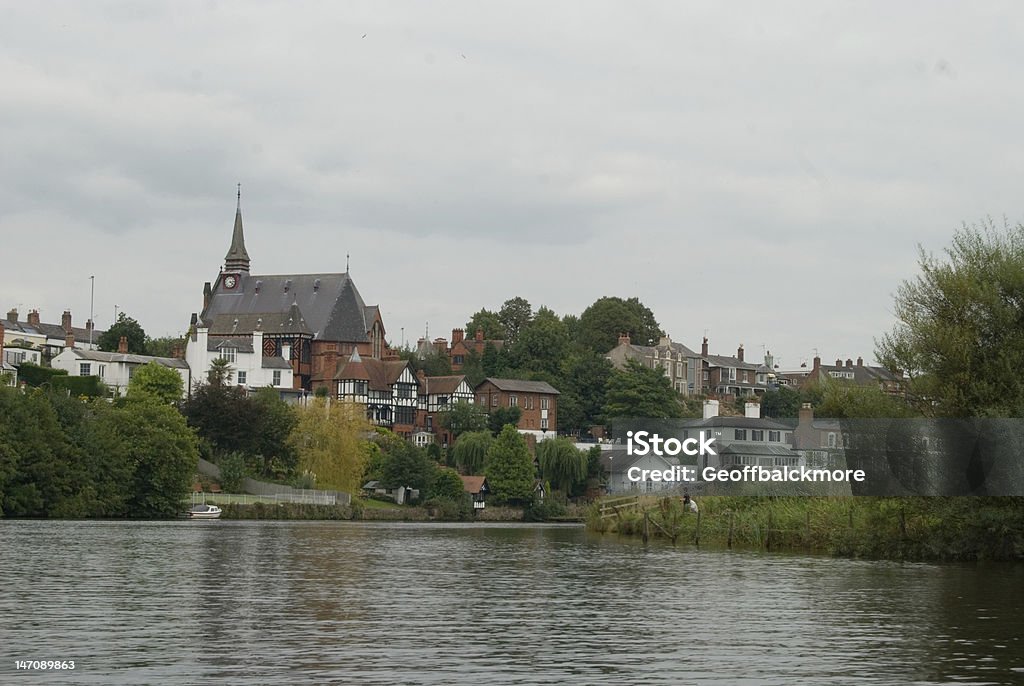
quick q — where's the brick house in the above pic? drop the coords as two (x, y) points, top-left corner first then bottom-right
(474, 377), (559, 439)
(448, 328), (505, 372)
(699, 338), (771, 399)
(606, 333), (701, 395)
(416, 372), (474, 446)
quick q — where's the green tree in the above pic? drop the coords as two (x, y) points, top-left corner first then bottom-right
(451, 430), (493, 474)
(557, 351), (614, 434)
(146, 335), (186, 358)
(507, 306), (569, 376)
(97, 312), (148, 355)
(481, 341), (505, 377)
(760, 385), (803, 418)
(127, 361), (184, 404)
(576, 296), (662, 353)
(536, 437), (588, 495)
(466, 308), (506, 340)
(248, 388), (298, 476)
(485, 425), (535, 504)
(488, 405), (522, 435)
(116, 397), (199, 518)
(217, 451), (249, 493)
(379, 439), (435, 495)
(603, 358), (682, 420)
(816, 379), (912, 419)
(878, 220), (1024, 417)
(289, 398), (369, 494)
(207, 357), (233, 386)
(437, 401), (489, 439)
(498, 297), (533, 344)
(429, 467), (467, 501)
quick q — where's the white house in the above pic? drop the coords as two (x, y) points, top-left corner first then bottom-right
(51, 338), (191, 397)
(185, 325), (294, 393)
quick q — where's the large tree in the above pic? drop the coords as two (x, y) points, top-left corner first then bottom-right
(536, 437), (588, 494)
(557, 351), (614, 434)
(506, 306), (569, 376)
(603, 358), (682, 420)
(484, 425), (535, 504)
(576, 296), (662, 353)
(498, 297), (533, 344)
(97, 312), (148, 355)
(878, 220), (1024, 417)
(289, 398), (369, 494)
(437, 401), (489, 439)
(127, 361), (183, 405)
(466, 309), (506, 340)
(451, 430), (493, 474)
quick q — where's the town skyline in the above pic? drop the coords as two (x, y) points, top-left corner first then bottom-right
(4, 3), (1023, 367)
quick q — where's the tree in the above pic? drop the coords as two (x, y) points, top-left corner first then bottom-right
(498, 297), (533, 344)
(116, 397), (199, 518)
(97, 312), (148, 355)
(429, 467), (467, 501)
(576, 296), (662, 353)
(557, 351), (614, 433)
(760, 386), (802, 419)
(603, 358), (682, 420)
(878, 220), (1024, 417)
(289, 398), (369, 494)
(146, 336), (186, 358)
(466, 309), (506, 340)
(451, 430), (493, 474)
(379, 439), (434, 495)
(481, 341), (505, 377)
(507, 306), (569, 376)
(207, 357), (233, 386)
(127, 361), (183, 404)
(437, 401), (488, 439)
(816, 379), (912, 419)
(217, 451), (249, 493)
(488, 405), (522, 435)
(485, 425), (535, 504)
(536, 437), (588, 495)
(247, 388), (298, 476)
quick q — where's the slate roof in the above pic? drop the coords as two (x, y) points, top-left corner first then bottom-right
(261, 357), (293, 370)
(201, 273), (376, 343)
(3, 319), (105, 343)
(679, 416), (793, 431)
(479, 378), (560, 395)
(704, 354), (758, 371)
(69, 349), (189, 369)
(208, 337), (255, 353)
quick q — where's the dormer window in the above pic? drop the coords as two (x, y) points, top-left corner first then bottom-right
(220, 348), (237, 363)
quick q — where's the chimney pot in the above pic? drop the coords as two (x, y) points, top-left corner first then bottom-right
(737, 344), (744, 362)
(846, 358), (853, 368)
(701, 337), (709, 357)
(812, 356), (821, 371)
(835, 358), (842, 368)
(857, 356), (864, 367)
(452, 328), (464, 345)
(6, 308), (16, 323)
(62, 310), (72, 333)
(618, 332), (631, 346)
(64, 332), (75, 350)
(118, 336), (128, 354)
(27, 310), (40, 327)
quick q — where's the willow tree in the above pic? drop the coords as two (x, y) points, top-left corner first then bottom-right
(289, 398), (370, 494)
(451, 430), (492, 475)
(878, 220), (1024, 417)
(536, 437), (588, 494)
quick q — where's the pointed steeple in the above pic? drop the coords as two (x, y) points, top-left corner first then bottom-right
(224, 184), (251, 274)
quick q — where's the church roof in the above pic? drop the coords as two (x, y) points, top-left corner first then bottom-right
(224, 204), (250, 272)
(201, 273), (375, 343)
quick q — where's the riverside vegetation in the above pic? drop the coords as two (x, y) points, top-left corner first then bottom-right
(587, 495), (1024, 561)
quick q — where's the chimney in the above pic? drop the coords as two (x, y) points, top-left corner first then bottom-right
(433, 337), (448, 355)
(416, 368), (426, 384)
(6, 308), (16, 323)
(618, 332), (631, 346)
(62, 310), (72, 333)
(452, 328), (464, 345)
(203, 281), (212, 310)
(659, 334), (671, 347)
(475, 328), (484, 342)
(835, 358), (842, 368)
(702, 399), (719, 419)
(64, 332), (75, 350)
(764, 350), (774, 369)
(27, 310), (40, 327)
(846, 359), (853, 368)
(799, 402), (813, 426)
(118, 336), (128, 354)
(701, 337), (709, 357)
(737, 344), (744, 362)
(171, 342), (184, 359)
(812, 356), (821, 372)
(744, 402), (760, 419)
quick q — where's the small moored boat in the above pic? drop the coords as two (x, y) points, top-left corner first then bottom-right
(188, 503), (222, 519)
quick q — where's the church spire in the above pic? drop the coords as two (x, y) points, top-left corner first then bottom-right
(224, 183), (251, 274)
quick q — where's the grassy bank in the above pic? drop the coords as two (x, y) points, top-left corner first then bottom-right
(216, 500), (567, 522)
(586, 496), (1024, 561)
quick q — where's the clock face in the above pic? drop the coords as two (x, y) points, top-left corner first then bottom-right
(224, 275), (237, 289)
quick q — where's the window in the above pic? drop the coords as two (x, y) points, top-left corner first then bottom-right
(272, 370), (281, 386)
(396, 406), (416, 425)
(703, 370), (709, 381)
(541, 397), (549, 410)
(490, 394), (498, 407)
(509, 395), (518, 407)
(526, 396), (533, 410)
(354, 381), (367, 395)
(98, 364), (105, 379)
(734, 429), (747, 441)
(751, 430), (764, 441)
(827, 432), (837, 448)
(237, 371), (247, 385)
(397, 384), (415, 399)
(438, 395), (449, 406)
(541, 417), (549, 430)
(676, 362), (684, 377)
(769, 430), (780, 442)
(79, 363), (91, 376)
(453, 355), (464, 365)
(220, 348), (237, 363)
(477, 394), (487, 405)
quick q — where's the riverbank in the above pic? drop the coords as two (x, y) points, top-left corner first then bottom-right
(217, 500), (585, 522)
(586, 496), (1024, 561)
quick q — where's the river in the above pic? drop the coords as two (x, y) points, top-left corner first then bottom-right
(1, 520), (1022, 685)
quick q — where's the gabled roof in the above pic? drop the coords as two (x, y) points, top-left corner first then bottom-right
(478, 378), (560, 395)
(334, 352), (415, 391)
(208, 337), (255, 354)
(460, 476), (488, 494)
(425, 375), (469, 395)
(201, 273), (376, 343)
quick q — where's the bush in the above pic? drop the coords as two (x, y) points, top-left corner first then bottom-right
(523, 498), (566, 522)
(217, 451), (249, 493)
(423, 496), (473, 521)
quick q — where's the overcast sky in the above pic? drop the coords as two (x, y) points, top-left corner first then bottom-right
(2, 2), (1021, 368)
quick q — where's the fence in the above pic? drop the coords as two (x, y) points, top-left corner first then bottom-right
(191, 491), (339, 506)
(196, 457), (351, 506)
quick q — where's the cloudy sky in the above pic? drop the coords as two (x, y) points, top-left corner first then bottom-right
(2, 2), (1021, 368)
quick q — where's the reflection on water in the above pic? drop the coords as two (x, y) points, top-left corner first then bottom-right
(1, 521), (1022, 684)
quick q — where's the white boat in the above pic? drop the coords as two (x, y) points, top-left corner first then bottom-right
(188, 503), (222, 519)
